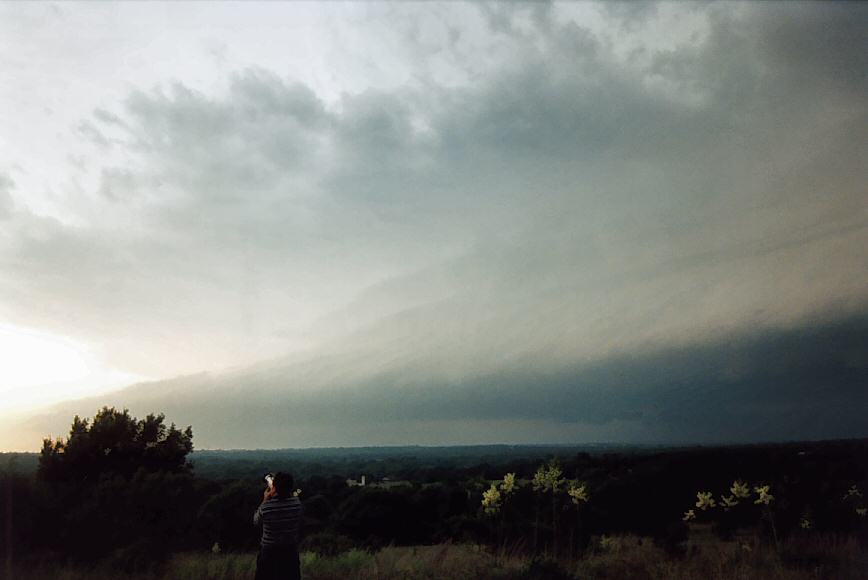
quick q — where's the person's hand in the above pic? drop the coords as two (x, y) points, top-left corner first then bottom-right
(263, 486), (277, 501)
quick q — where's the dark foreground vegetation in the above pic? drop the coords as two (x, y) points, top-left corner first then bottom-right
(2, 407), (867, 579)
(8, 537), (868, 580)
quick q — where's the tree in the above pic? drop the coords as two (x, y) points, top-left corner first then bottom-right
(38, 407), (193, 483)
(533, 461), (565, 555)
(35, 408), (197, 569)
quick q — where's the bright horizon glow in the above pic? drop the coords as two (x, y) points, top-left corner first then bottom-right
(0, 324), (144, 418)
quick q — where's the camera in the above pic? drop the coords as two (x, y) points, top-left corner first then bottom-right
(264, 473), (274, 488)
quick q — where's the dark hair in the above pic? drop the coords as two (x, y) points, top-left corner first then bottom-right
(273, 472), (294, 496)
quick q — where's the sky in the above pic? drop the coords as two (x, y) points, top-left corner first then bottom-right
(0, 2), (866, 451)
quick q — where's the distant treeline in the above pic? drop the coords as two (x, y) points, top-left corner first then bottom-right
(2, 409), (866, 574)
(194, 440), (865, 479)
(187, 443), (667, 481)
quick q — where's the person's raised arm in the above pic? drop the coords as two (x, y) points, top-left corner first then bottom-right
(254, 487), (277, 526)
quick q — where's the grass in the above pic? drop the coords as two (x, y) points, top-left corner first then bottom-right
(168, 544), (525, 580)
(9, 535), (868, 579)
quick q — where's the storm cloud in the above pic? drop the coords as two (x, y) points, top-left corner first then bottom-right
(14, 312), (868, 449)
(0, 2), (865, 449)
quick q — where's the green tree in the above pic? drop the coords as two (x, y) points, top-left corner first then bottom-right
(36, 408), (197, 569)
(38, 407), (193, 483)
(533, 461), (565, 555)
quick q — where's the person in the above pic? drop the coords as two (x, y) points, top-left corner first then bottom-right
(254, 471), (303, 580)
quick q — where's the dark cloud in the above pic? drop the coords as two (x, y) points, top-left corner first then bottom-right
(752, 2), (868, 98)
(12, 312), (866, 449)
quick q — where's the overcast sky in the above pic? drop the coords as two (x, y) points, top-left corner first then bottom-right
(1, 2), (866, 450)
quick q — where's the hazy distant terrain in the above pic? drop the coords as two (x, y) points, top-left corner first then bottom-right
(2, 444), (660, 480)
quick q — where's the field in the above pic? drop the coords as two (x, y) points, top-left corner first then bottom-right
(5, 434), (867, 580)
(10, 534), (868, 580)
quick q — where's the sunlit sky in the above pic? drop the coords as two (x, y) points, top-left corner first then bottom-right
(1, 2), (865, 450)
(0, 324), (142, 416)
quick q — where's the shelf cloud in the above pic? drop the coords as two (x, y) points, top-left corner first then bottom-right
(1, 2), (865, 449)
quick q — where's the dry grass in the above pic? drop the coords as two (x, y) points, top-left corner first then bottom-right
(9, 535), (867, 579)
(300, 544), (524, 580)
(573, 533), (867, 580)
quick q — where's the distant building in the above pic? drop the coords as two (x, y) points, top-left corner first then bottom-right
(345, 474), (412, 489)
(346, 474), (366, 487)
(371, 476), (412, 490)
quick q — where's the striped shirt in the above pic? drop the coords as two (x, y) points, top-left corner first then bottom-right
(254, 495), (303, 547)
